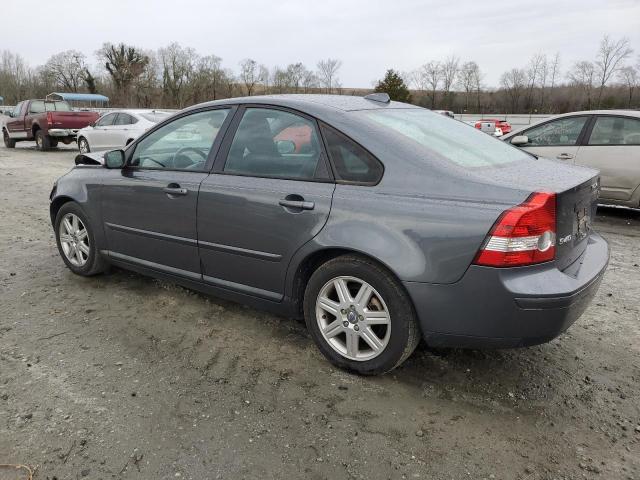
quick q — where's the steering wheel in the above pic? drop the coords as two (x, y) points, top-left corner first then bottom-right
(171, 147), (208, 169)
(139, 156), (165, 168)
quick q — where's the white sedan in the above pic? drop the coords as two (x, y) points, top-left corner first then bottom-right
(77, 109), (172, 153)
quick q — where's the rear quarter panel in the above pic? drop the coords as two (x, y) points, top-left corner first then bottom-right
(290, 184), (513, 285)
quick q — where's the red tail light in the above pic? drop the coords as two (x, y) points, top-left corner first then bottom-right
(473, 192), (556, 267)
(46, 112), (54, 126)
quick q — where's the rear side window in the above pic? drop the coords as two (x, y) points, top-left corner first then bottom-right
(114, 113), (137, 126)
(588, 116), (640, 145)
(320, 125), (383, 184)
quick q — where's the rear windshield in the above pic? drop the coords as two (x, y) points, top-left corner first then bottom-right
(29, 100), (73, 113)
(359, 109), (530, 168)
(140, 112), (171, 123)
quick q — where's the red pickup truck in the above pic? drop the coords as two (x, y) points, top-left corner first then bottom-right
(2, 99), (100, 151)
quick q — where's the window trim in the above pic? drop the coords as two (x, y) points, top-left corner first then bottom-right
(519, 115), (592, 148)
(318, 121), (385, 186)
(212, 104), (334, 183)
(583, 114), (640, 147)
(123, 105), (236, 173)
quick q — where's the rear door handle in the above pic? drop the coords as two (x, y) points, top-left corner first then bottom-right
(279, 199), (315, 210)
(164, 184), (188, 196)
(557, 153), (574, 160)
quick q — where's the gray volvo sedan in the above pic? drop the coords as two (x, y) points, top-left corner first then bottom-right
(50, 94), (609, 375)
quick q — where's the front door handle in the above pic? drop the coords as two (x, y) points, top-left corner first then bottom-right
(164, 184), (188, 196)
(557, 153), (574, 160)
(279, 199), (315, 210)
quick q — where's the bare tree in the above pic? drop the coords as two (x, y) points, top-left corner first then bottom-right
(525, 53), (545, 111)
(301, 69), (318, 93)
(192, 54), (224, 103)
(259, 64), (270, 94)
(618, 65), (638, 107)
(595, 35), (633, 106)
(500, 68), (527, 113)
(97, 43), (149, 105)
(457, 61), (480, 110)
(221, 69), (237, 98)
(43, 50), (87, 92)
(568, 61), (596, 110)
(159, 42), (198, 108)
(441, 56), (459, 109)
(420, 61), (441, 108)
(316, 58), (342, 94)
(239, 58), (260, 96)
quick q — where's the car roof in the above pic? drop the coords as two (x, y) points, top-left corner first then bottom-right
(183, 94), (419, 116)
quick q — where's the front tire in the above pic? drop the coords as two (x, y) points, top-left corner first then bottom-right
(54, 202), (107, 276)
(3, 130), (16, 148)
(78, 137), (90, 153)
(303, 255), (420, 375)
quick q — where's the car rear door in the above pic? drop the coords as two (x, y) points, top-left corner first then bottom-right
(100, 107), (234, 278)
(574, 115), (640, 202)
(511, 115), (591, 162)
(108, 113), (136, 149)
(197, 106), (335, 301)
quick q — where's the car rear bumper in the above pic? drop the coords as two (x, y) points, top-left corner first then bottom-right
(404, 232), (609, 348)
(48, 129), (80, 137)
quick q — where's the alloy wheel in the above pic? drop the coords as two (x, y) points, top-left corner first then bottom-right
(58, 213), (90, 267)
(79, 138), (89, 153)
(315, 276), (391, 361)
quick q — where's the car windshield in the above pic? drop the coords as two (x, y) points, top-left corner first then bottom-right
(359, 109), (530, 168)
(140, 112), (171, 123)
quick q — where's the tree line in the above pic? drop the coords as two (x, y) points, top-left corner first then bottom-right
(0, 35), (637, 114)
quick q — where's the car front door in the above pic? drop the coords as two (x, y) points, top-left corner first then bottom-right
(91, 113), (118, 150)
(197, 106), (335, 301)
(576, 115), (640, 202)
(6, 102), (26, 137)
(100, 107), (233, 279)
(510, 115), (591, 162)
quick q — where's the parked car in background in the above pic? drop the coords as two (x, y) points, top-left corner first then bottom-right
(2, 99), (99, 150)
(478, 118), (512, 134)
(77, 110), (172, 153)
(473, 120), (503, 136)
(502, 110), (640, 209)
(434, 110), (455, 118)
(51, 94), (608, 375)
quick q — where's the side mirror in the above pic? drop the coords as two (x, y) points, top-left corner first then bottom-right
(510, 135), (529, 146)
(104, 149), (125, 169)
(276, 140), (296, 154)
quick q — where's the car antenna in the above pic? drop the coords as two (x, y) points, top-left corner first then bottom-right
(364, 92), (390, 104)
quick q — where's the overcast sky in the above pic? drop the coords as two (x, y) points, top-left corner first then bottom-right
(2, 0), (639, 87)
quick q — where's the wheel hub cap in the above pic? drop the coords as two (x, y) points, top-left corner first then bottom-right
(315, 276), (391, 362)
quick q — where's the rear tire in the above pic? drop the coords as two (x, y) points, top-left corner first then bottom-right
(303, 254), (420, 375)
(54, 202), (107, 276)
(35, 130), (51, 151)
(3, 130), (16, 148)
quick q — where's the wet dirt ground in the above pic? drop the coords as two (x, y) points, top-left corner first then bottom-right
(0, 144), (638, 480)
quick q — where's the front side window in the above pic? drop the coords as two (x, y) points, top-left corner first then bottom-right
(95, 113), (117, 127)
(12, 102), (23, 117)
(321, 125), (383, 184)
(224, 108), (322, 180)
(524, 117), (588, 146)
(588, 116), (640, 145)
(130, 108), (229, 171)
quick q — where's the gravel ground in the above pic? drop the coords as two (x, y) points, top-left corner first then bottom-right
(0, 144), (639, 480)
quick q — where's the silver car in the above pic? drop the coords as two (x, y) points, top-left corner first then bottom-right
(77, 109), (172, 153)
(502, 110), (640, 209)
